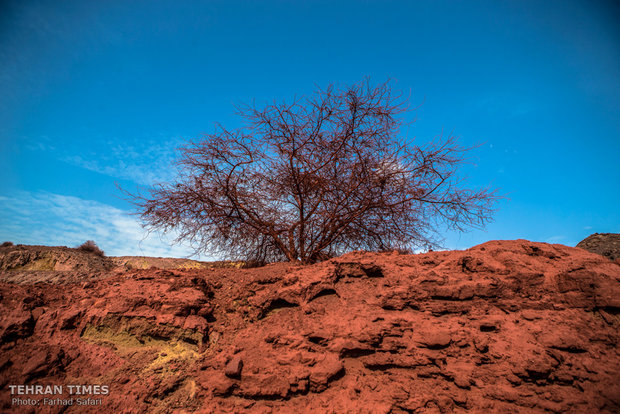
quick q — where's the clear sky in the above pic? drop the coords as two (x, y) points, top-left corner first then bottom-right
(1, 0), (618, 258)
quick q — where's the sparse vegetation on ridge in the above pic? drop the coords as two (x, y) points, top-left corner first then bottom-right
(77, 240), (105, 257)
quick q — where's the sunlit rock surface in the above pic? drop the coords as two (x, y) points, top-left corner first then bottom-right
(1, 240), (619, 413)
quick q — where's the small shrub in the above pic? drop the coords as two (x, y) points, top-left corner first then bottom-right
(77, 240), (105, 257)
(1, 241), (14, 247)
(241, 260), (266, 269)
(394, 247), (414, 255)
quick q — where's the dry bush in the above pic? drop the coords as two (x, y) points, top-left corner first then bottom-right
(1, 241), (14, 247)
(77, 240), (105, 257)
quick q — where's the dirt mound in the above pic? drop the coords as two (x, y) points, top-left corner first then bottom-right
(577, 233), (620, 261)
(0, 245), (241, 285)
(111, 256), (243, 270)
(1, 240), (619, 413)
(0, 244), (115, 284)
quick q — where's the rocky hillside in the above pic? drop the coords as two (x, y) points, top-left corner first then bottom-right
(0, 244), (239, 284)
(0, 244), (114, 284)
(0, 240), (619, 413)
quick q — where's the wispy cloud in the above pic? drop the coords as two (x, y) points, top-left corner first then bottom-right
(0, 191), (211, 259)
(24, 134), (185, 186)
(60, 139), (182, 185)
(545, 235), (565, 243)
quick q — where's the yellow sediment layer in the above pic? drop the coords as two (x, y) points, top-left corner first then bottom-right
(12, 255), (57, 271)
(81, 318), (202, 376)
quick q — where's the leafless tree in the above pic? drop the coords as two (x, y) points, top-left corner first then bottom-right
(129, 80), (499, 264)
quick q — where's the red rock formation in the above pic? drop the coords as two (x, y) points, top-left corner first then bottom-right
(0, 240), (618, 413)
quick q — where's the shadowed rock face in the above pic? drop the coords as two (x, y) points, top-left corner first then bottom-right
(0, 240), (619, 413)
(577, 233), (620, 262)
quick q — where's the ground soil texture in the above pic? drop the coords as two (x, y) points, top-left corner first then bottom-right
(0, 240), (619, 413)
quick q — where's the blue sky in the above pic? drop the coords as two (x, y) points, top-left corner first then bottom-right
(1, 0), (618, 258)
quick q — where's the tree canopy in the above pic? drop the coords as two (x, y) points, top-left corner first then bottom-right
(131, 80), (499, 264)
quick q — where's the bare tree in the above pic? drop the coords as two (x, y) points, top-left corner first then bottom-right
(130, 80), (498, 264)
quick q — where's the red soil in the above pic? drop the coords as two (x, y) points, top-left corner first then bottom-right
(0, 240), (619, 413)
